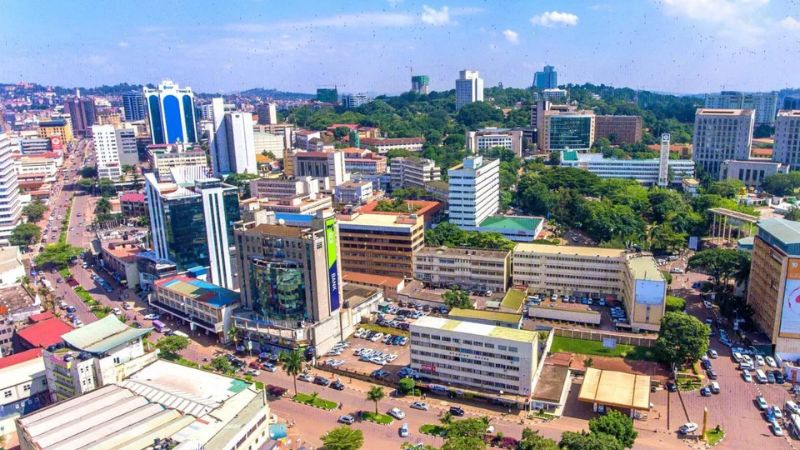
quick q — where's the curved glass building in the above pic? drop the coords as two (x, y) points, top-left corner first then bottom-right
(143, 80), (198, 145)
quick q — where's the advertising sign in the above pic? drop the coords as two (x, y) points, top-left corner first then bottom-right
(635, 280), (665, 305)
(788, 258), (800, 280)
(780, 279), (800, 335)
(50, 136), (63, 150)
(324, 217), (340, 311)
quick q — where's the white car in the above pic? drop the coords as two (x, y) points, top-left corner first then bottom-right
(732, 351), (743, 362)
(245, 369), (260, 376)
(399, 423), (409, 437)
(708, 349), (718, 359)
(410, 401), (428, 411)
(143, 313), (159, 320)
(766, 356), (778, 368)
(787, 400), (800, 415)
(679, 422), (698, 434)
(388, 407), (406, 419)
(298, 373), (314, 382)
(112, 308), (121, 315)
(742, 370), (753, 382)
(756, 355), (766, 366)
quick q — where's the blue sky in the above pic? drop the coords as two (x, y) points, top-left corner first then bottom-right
(1, 0), (799, 94)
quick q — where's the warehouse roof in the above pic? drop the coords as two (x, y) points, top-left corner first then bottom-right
(758, 218), (800, 245)
(413, 315), (536, 344)
(155, 275), (239, 307)
(578, 367), (651, 411)
(448, 307), (522, 326)
(62, 316), (151, 354)
(16, 318), (73, 349)
(514, 243), (625, 258)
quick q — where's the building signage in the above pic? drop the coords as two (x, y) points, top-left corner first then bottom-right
(788, 258), (800, 280)
(50, 136), (63, 150)
(780, 279), (800, 336)
(324, 217), (340, 311)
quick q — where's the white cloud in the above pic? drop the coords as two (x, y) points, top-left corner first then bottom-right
(530, 11), (579, 27)
(659, 0), (771, 46)
(117, 41), (129, 48)
(228, 12), (416, 32)
(421, 5), (450, 26)
(502, 29), (519, 44)
(780, 16), (800, 30)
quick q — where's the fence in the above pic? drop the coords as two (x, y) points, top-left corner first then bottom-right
(554, 327), (657, 348)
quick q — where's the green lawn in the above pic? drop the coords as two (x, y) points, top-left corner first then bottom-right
(676, 374), (702, 391)
(705, 428), (724, 445)
(361, 411), (394, 425)
(293, 393), (338, 410)
(74, 286), (97, 305)
(550, 336), (657, 361)
(501, 288), (526, 311)
(420, 424), (448, 436)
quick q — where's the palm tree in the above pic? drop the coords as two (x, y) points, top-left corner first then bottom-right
(366, 386), (384, 414)
(226, 326), (240, 347)
(279, 349), (304, 395)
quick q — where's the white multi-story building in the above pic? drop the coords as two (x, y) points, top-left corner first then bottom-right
(209, 98), (257, 175)
(0, 134), (21, 244)
(0, 348), (48, 437)
(249, 176), (320, 200)
(705, 91), (779, 126)
(692, 108), (755, 177)
(92, 125), (123, 180)
(772, 110), (800, 169)
(455, 70), (484, 110)
(294, 150), (349, 191)
(143, 80), (198, 145)
(466, 128), (523, 157)
(559, 151), (695, 185)
(253, 128), (288, 159)
(390, 157), (440, 191)
(116, 126), (138, 166)
(414, 246), (511, 293)
(342, 93), (370, 109)
(448, 156), (499, 230)
(410, 316), (539, 395)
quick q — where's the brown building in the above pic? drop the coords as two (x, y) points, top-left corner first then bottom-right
(595, 115), (643, 145)
(337, 212), (424, 278)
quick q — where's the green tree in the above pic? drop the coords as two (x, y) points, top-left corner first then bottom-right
(397, 377), (416, 395)
(76, 178), (95, 191)
(34, 242), (83, 269)
(518, 429), (559, 450)
(10, 223), (41, 246)
(442, 418), (489, 450)
(210, 356), (233, 374)
(366, 386), (384, 414)
(425, 222), (467, 247)
(80, 166), (98, 178)
(227, 326), (240, 346)
(121, 164), (135, 175)
(23, 201), (47, 222)
(688, 248), (749, 288)
(442, 286), (473, 309)
(655, 312), (710, 366)
(156, 335), (190, 360)
(706, 179), (744, 198)
(455, 102), (503, 128)
(588, 410), (638, 448)
(95, 196), (112, 215)
(665, 295), (686, 313)
(98, 178), (116, 196)
(785, 208), (800, 221)
(320, 426), (364, 450)
(279, 349), (304, 395)
(516, 176), (554, 216)
(559, 431), (624, 450)
(391, 186), (428, 201)
(761, 172), (800, 196)
(648, 223), (686, 254)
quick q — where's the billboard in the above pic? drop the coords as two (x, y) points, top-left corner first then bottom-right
(780, 279), (800, 335)
(788, 258), (800, 280)
(50, 136), (63, 150)
(635, 280), (665, 305)
(324, 217), (340, 311)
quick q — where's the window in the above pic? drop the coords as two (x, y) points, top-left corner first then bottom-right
(4, 390), (12, 398)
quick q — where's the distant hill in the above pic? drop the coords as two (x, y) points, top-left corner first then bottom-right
(238, 88), (314, 100)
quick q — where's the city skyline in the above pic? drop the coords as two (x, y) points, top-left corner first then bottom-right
(2, 0), (799, 95)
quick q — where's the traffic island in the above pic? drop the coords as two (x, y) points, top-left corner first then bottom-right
(419, 424), (447, 436)
(361, 411), (394, 425)
(704, 427), (725, 446)
(292, 393), (338, 410)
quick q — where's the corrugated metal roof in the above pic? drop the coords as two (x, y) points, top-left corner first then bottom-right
(759, 218), (800, 245)
(61, 316), (152, 354)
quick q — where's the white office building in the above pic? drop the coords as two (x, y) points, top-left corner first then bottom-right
(455, 70), (484, 110)
(448, 156), (499, 229)
(209, 98), (257, 175)
(560, 151), (695, 185)
(705, 91), (779, 126)
(466, 128), (523, 157)
(143, 80), (198, 145)
(773, 110), (800, 169)
(410, 316), (539, 395)
(390, 157), (440, 191)
(92, 125), (123, 180)
(0, 134), (22, 244)
(692, 108), (754, 178)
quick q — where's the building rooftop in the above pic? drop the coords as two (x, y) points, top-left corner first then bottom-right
(16, 318), (73, 348)
(342, 283), (381, 308)
(778, 110), (800, 117)
(360, 199), (442, 218)
(0, 347), (42, 370)
(758, 218), (800, 246)
(480, 215), (542, 232)
(342, 271), (404, 288)
(119, 192), (145, 203)
(0, 284), (35, 317)
(513, 243), (626, 258)
(626, 256), (664, 282)
(697, 108), (754, 116)
(500, 288), (526, 311)
(61, 316), (152, 354)
(0, 349), (45, 394)
(447, 307), (523, 326)
(155, 275), (240, 308)
(413, 315), (537, 344)
(578, 367), (651, 411)
(532, 364), (570, 403)
(338, 213), (420, 230)
(417, 245), (510, 259)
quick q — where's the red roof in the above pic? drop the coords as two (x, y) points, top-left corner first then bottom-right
(28, 312), (55, 323)
(0, 348), (43, 370)
(120, 192), (146, 203)
(16, 318), (73, 348)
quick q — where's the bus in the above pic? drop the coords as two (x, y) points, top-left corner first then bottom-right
(152, 320), (167, 333)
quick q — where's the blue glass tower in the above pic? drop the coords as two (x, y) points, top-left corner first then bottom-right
(143, 80), (198, 145)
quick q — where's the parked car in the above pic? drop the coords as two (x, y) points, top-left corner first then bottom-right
(742, 370), (753, 382)
(767, 371), (776, 384)
(785, 400), (800, 415)
(771, 421), (784, 436)
(143, 313), (159, 320)
(245, 369), (260, 376)
(338, 415), (355, 425)
(666, 382), (678, 392)
(298, 373), (314, 383)
(679, 422), (698, 434)
(399, 423), (409, 437)
(314, 376), (330, 386)
(700, 387), (711, 397)
(261, 363), (277, 372)
(410, 401), (428, 411)
(331, 380), (345, 391)
(756, 395), (769, 410)
(388, 407), (406, 419)
(706, 369), (717, 380)
(775, 370), (785, 384)
(449, 406), (465, 416)
(709, 381), (720, 394)
(708, 349), (718, 359)
(766, 355), (778, 368)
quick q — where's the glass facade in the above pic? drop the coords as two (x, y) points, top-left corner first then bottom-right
(148, 95), (164, 145)
(163, 195), (207, 270)
(163, 94), (183, 144)
(183, 94), (197, 143)
(549, 116), (592, 151)
(249, 259), (308, 321)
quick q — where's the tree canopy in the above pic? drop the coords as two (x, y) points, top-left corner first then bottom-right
(588, 410), (638, 448)
(425, 222), (515, 251)
(442, 286), (472, 309)
(559, 431), (624, 450)
(518, 429), (559, 450)
(688, 249), (750, 287)
(10, 223), (41, 246)
(22, 201), (47, 222)
(655, 312), (710, 366)
(156, 335), (189, 360)
(320, 426), (364, 450)
(33, 242), (83, 269)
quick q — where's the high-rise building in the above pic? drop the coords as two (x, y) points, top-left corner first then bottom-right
(92, 125), (122, 180)
(389, 157), (440, 191)
(784, 97), (800, 111)
(411, 75), (430, 95)
(316, 88), (339, 104)
(145, 173), (240, 289)
(465, 127), (523, 157)
(691, 108), (754, 178)
(705, 91), (778, 126)
(38, 119), (73, 143)
(0, 134), (21, 244)
(121, 91), (146, 121)
(208, 98), (257, 176)
(533, 65), (558, 90)
(65, 96), (97, 137)
(594, 115), (643, 145)
(448, 156), (499, 229)
(143, 80), (198, 145)
(539, 110), (595, 152)
(772, 110), (800, 169)
(294, 150), (350, 190)
(455, 70), (484, 110)
(256, 102), (278, 125)
(342, 93), (370, 109)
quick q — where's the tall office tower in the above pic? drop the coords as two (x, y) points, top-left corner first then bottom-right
(411, 75), (430, 95)
(316, 88), (338, 104)
(772, 110), (800, 169)
(209, 99), (257, 176)
(0, 134), (21, 244)
(455, 70), (484, 110)
(533, 65), (558, 90)
(121, 91), (146, 121)
(116, 126), (138, 166)
(704, 91), (779, 126)
(692, 108), (755, 177)
(65, 96), (97, 137)
(785, 97), (800, 111)
(658, 133), (670, 187)
(448, 156), (499, 229)
(341, 94), (370, 109)
(92, 125), (123, 180)
(143, 80), (198, 145)
(145, 173), (240, 289)
(540, 110), (595, 152)
(257, 103), (278, 125)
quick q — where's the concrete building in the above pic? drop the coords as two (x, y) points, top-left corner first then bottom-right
(344, 148), (387, 176)
(145, 173), (240, 289)
(208, 98), (257, 176)
(360, 137), (425, 154)
(705, 91), (779, 126)
(533, 65), (557, 90)
(342, 93), (370, 109)
(16, 360), (272, 450)
(98, 240), (141, 290)
(335, 180), (373, 205)
(540, 88), (568, 103)
(242, 194), (333, 217)
(143, 80), (198, 145)
(42, 316), (156, 402)
(411, 75), (430, 95)
(455, 70), (484, 110)
(692, 108), (755, 177)
(147, 145), (208, 182)
(719, 159), (789, 188)
(773, 110), (800, 169)
(410, 316), (539, 395)
(65, 96), (96, 138)
(37, 119), (73, 144)
(560, 150), (695, 185)
(0, 247), (25, 288)
(390, 157), (440, 191)
(466, 128), (523, 157)
(135, 251), (177, 293)
(150, 275), (239, 342)
(91, 125), (137, 179)
(0, 134), (22, 244)
(121, 91), (145, 121)
(294, 150), (349, 190)
(0, 349), (48, 438)
(256, 102), (278, 125)
(119, 192), (147, 218)
(294, 130), (322, 150)
(448, 156), (499, 230)
(19, 138), (51, 154)
(746, 218), (800, 359)
(337, 212), (425, 278)
(472, 215), (545, 243)
(539, 110), (595, 152)
(595, 115), (643, 145)
(253, 127), (289, 160)
(513, 244), (666, 332)
(249, 176), (320, 200)
(414, 246), (511, 293)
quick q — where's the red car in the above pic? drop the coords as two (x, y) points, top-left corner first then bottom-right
(249, 361), (260, 369)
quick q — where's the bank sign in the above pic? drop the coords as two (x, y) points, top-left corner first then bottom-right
(325, 217), (340, 311)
